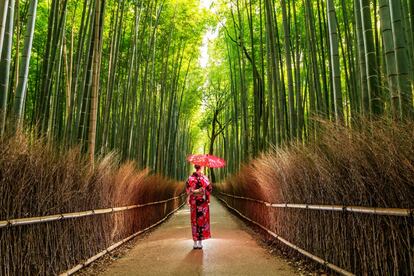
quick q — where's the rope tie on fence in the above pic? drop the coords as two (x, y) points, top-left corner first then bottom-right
(0, 193), (186, 228)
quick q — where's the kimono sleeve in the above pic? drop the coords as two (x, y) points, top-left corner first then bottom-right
(185, 177), (194, 195)
(204, 176), (212, 202)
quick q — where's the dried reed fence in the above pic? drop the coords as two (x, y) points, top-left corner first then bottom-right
(0, 133), (185, 275)
(215, 119), (414, 276)
(218, 192), (413, 216)
(216, 194), (354, 276)
(59, 198), (186, 276)
(0, 194), (185, 228)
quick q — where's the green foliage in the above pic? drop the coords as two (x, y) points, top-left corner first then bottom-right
(199, 0), (414, 180)
(0, 0), (217, 180)
(3, 0), (414, 180)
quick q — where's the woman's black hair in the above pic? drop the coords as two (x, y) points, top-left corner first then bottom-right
(194, 164), (201, 170)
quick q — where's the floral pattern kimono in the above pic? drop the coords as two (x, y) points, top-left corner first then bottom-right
(186, 172), (212, 241)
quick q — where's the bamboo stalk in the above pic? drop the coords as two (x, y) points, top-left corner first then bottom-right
(217, 195), (355, 276)
(219, 192), (413, 217)
(59, 201), (185, 276)
(0, 193), (186, 228)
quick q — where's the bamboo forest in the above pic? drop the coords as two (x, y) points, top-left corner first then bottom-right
(0, 0), (413, 275)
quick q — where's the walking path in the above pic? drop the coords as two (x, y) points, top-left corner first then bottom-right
(99, 197), (298, 276)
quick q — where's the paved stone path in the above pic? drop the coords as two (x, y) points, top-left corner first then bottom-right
(99, 197), (298, 276)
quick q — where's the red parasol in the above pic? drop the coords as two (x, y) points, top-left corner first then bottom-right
(187, 154), (226, 168)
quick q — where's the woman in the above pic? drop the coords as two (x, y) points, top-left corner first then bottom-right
(186, 164), (212, 249)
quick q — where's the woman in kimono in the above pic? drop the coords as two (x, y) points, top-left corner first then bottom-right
(186, 164), (212, 249)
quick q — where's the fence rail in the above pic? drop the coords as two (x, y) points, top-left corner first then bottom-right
(219, 192), (413, 217)
(0, 193), (186, 228)
(59, 200), (186, 276)
(216, 195), (355, 276)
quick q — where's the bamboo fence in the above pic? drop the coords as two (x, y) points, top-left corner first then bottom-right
(59, 200), (186, 275)
(1, 193), (186, 275)
(216, 195), (355, 276)
(0, 193), (186, 228)
(217, 191), (414, 275)
(218, 192), (413, 217)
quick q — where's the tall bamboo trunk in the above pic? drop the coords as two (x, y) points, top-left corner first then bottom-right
(327, 0), (343, 121)
(0, 0), (14, 136)
(88, 0), (104, 163)
(388, 0), (413, 118)
(359, 0), (382, 116)
(355, 0), (368, 116)
(0, 0), (9, 56)
(281, 0), (296, 137)
(379, 0), (401, 119)
(13, 0), (38, 126)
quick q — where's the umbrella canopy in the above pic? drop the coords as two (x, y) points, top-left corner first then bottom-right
(187, 154), (226, 168)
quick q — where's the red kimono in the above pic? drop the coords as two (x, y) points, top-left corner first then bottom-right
(186, 172), (212, 241)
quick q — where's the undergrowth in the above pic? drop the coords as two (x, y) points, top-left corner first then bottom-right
(216, 119), (414, 275)
(0, 132), (185, 275)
